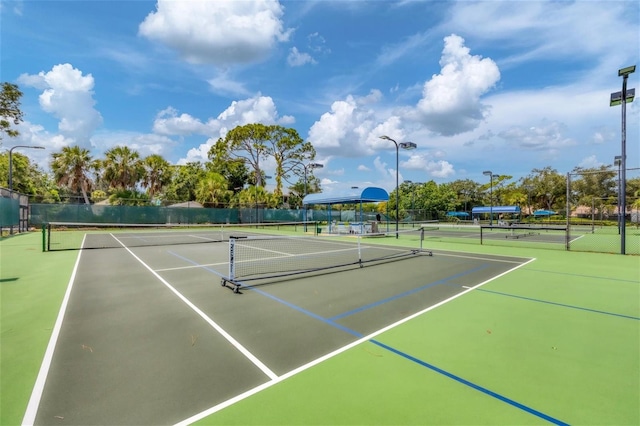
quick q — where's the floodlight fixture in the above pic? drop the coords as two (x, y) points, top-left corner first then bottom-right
(610, 88), (635, 106)
(618, 65), (636, 76)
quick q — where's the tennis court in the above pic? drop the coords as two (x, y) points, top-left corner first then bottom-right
(2, 225), (638, 425)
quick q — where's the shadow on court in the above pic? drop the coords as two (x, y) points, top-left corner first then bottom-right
(32, 242), (530, 425)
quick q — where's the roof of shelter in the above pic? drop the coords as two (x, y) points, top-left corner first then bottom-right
(471, 206), (521, 214)
(533, 209), (557, 216)
(302, 187), (389, 205)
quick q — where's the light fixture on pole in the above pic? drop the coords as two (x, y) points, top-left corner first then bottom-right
(610, 64), (636, 254)
(8, 145), (45, 192)
(302, 162), (323, 231)
(380, 135), (417, 238)
(483, 171), (494, 226)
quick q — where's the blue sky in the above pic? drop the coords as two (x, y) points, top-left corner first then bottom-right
(2, 0), (639, 195)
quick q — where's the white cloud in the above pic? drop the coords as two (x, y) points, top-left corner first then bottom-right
(412, 34), (500, 136)
(17, 63), (103, 149)
(91, 131), (177, 159)
(179, 94), (289, 163)
(153, 107), (214, 136)
(578, 155), (603, 169)
(138, 0), (291, 65)
(287, 47), (316, 67)
(357, 164), (370, 171)
(207, 73), (251, 97)
(498, 121), (576, 151)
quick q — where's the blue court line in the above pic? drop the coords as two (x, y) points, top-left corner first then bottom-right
(246, 286), (363, 337)
(522, 267), (639, 284)
(370, 340), (570, 426)
(168, 250), (566, 423)
(476, 288), (640, 320)
(329, 264), (491, 321)
(167, 251), (227, 278)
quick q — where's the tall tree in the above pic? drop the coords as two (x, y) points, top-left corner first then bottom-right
(103, 146), (143, 191)
(195, 171), (231, 207)
(164, 162), (205, 202)
(141, 154), (171, 200)
(265, 126), (315, 199)
(51, 145), (94, 204)
(210, 123), (271, 188)
(209, 123), (316, 200)
(0, 82), (24, 144)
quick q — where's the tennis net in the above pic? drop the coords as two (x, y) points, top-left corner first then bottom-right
(221, 228), (431, 292)
(43, 221), (317, 251)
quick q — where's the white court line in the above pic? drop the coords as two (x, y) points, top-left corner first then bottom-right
(22, 236), (87, 426)
(174, 256), (537, 426)
(156, 261), (228, 272)
(109, 234), (278, 381)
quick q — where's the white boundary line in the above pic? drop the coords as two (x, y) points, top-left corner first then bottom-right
(21, 236), (87, 426)
(174, 256), (537, 425)
(109, 234), (278, 381)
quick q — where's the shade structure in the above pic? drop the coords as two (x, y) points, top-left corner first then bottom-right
(302, 187), (389, 206)
(471, 206), (521, 215)
(533, 209), (556, 216)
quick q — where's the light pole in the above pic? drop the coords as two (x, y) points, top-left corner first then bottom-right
(614, 156), (622, 234)
(301, 162), (323, 231)
(610, 65), (636, 254)
(380, 135), (417, 238)
(9, 145), (45, 192)
(483, 171), (494, 225)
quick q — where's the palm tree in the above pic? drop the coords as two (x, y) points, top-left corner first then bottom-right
(102, 146), (143, 191)
(51, 145), (94, 204)
(141, 154), (171, 200)
(195, 171), (231, 207)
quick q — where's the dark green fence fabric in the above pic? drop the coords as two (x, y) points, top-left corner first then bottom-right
(30, 204), (238, 225)
(1, 197), (19, 228)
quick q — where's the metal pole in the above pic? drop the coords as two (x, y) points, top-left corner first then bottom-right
(9, 147), (14, 192)
(395, 142), (399, 238)
(490, 174), (493, 226)
(304, 166), (308, 231)
(620, 74), (628, 254)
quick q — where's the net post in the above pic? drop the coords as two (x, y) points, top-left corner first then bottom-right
(42, 223), (46, 252)
(480, 226), (484, 245)
(420, 227), (424, 251)
(228, 237), (236, 282)
(47, 223), (51, 251)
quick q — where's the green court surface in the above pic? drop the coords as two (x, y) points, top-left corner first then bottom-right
(1, 231), (639, 425)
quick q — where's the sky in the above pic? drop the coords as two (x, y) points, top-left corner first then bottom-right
(1, 0), (639, 196)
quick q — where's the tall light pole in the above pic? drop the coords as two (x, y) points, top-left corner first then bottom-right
(483, 171), (494, 226)
(380, 135), (417, 238)
(610, 65), (636, 254)
(614, 156), (622, 235)
(9, 145), (45, 192)
(301, 162), (323, 230)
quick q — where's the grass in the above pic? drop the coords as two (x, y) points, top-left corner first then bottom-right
(1, 230), (639, 425)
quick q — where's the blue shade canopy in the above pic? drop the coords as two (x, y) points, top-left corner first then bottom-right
(471, 206), (521, 214)
(446, 211), (470, 217)
(303, 187), (389, 205)
(533, 209), (556, 216)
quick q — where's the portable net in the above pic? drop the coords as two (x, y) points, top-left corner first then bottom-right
(44, 221), (316, 251)
(221, 228), (431, 292)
